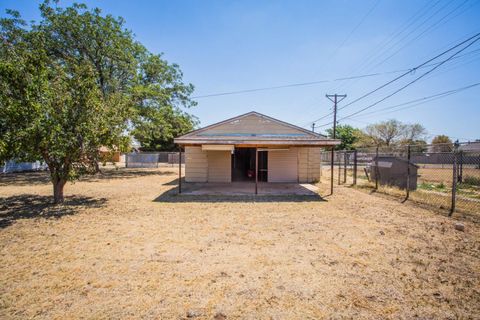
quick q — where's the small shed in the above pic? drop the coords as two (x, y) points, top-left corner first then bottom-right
(370, 156), (418, 190)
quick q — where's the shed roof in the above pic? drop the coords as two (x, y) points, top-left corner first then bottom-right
(174, 111), (340, 146)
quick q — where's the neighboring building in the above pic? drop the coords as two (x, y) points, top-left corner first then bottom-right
(174, 111), (340, 184)
(459, 141), (480, 152)
(99, 146), (121, 162)
(2, 160), (48, 173)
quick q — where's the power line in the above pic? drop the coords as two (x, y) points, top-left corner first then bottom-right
(332, 0), (442, 91)
(309, 0), (381, 86)
(314, 37), (480, 130)
(191, 80), (329, 98)
(326, 0), (380, 60)
(347, 119), (477, 141)
(325, 93), (347, 195)
(352, 82), (480, 119)
(306, 32), (480, 127)
(192, 47), (480, 100)
(356, 0), (452, 73)
(328, 0), (473, 96)
(370, 0), (471, 70)
(338, 32), (480, 112)
(311, 81), (480, 129)
(300, 47), (480, 126)
(341, 32), (480, 109)
(333, 34), (480, 122)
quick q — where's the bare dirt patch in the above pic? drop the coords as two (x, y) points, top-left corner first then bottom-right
(1, 167), (479, 319)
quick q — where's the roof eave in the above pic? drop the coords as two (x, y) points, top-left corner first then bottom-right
(176, 111), (327, 140)
(174, 138), (341, 146)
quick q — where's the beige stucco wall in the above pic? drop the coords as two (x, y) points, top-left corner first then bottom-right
(298, 147), (321, 183)
(185, 146), (208, 182)
(268, 148), (298, 182)
(207, 151), (231, 182)
(185, 146), (321, 184)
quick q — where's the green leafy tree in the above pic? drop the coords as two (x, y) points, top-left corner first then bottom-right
(325, 124), (362, 150)
(0, 2), (196, 203)
(130, 52), (198, 150)
(133, 106), (198, 151)
(431, 135), (453, 152)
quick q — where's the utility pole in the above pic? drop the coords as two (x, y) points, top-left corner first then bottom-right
(326, 94), (347, 195)
(311, 123), (316, 132)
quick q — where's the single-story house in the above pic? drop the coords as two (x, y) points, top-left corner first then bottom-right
(99, 146), (121, 162)
(174, 111), (340, 190)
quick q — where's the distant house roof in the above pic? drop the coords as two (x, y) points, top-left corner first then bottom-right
(174, 111), (340, 146)
(459, 141), (480, 152)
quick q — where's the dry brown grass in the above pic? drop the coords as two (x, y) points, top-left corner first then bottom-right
(1, 167), (479, 319)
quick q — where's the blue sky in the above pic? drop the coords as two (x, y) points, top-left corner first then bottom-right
(2, 0), (479, 142)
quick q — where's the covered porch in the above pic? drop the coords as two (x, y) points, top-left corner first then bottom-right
(179, 181), (320, 196)
(174, 111), (340, 195)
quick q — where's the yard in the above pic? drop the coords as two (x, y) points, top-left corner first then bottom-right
(1, 167), (479, 319)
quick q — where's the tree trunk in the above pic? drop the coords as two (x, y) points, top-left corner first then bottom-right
(53, 179), (66, 204)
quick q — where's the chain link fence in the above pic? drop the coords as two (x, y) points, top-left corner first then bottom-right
(322, 142), (480, 215)
(125, 152), (185, 168)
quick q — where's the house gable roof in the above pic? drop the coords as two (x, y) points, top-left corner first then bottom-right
(174, 111), (340, 146)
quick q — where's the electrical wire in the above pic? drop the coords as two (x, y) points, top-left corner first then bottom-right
(299, 47), (480, 126)
(329, 0), (442, 93)
(338, 32), (480, 112)
(307, 32), (480, 126)
(192, 47), (480, 100)
(352, 82), (480, 119)
(370, 0), (472, 70)
(326, 0), (381, 61)
(312, 35), (480, 129)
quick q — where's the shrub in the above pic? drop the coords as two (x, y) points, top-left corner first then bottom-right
(463, 175), (480, 186)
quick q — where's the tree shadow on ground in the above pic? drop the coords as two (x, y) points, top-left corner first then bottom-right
(154, 187), (326, 203)
(0, 194), (107, 229)
(0, 168), (175, 187)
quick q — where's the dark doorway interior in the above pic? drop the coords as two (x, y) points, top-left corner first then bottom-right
(232, 148), (268, 182)
(258, 151), (268, 182)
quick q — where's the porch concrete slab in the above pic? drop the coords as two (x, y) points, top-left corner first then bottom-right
(180, 182), (319, 196)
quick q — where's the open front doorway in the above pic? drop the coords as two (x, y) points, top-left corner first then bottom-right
(231, 148), (268, 182)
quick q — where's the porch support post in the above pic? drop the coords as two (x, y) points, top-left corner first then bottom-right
(178, 146), (182, 194)
(255, 147), (258, 195)
(330, 146), (334, 195)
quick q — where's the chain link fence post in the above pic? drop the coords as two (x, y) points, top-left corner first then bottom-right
(330, 147), (334, 195)
(353, 150), (357, 186)
(458, 150), (463, 183)
(338, 151), (341, 185)
(343, 152), (347, 184)
(405, 145), (411, 201)
(375, 146), (379, 190)
(449, 142), (459, 216)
